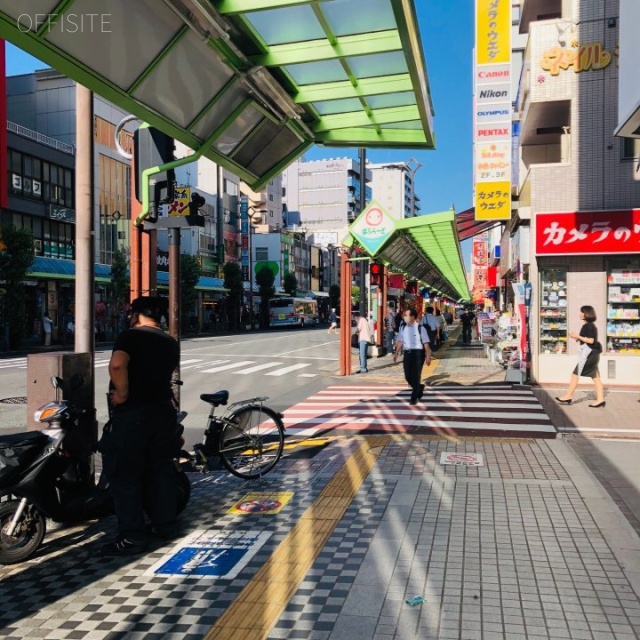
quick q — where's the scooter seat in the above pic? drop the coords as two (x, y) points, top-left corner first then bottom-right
(200, 390), (229, 407)
(0, 431), (48, 448)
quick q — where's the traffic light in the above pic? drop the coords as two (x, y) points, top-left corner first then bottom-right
(133, 124), (175, 204)
(369, 262), (382, 286)
(186, 192), (206, 227)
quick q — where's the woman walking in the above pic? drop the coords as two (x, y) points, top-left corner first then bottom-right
(556, 305), (605, 408)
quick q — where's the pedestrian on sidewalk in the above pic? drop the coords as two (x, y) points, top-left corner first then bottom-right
(42, 312), (53, 346)
(327, 308), (338, 334)
(556, 305), (605, 408)
(354, 310), (371, 374)
(393, 307), (432, 405)
(422, 305), (440, 351)
(384, 306), (396, 354)
(461, 306), (475, 344)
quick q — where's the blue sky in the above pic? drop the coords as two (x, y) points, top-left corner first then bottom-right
(4, 1), (474, 265)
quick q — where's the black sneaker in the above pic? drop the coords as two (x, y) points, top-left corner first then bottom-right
(418, 384), (425, 399)
(102, 537), (147, 556)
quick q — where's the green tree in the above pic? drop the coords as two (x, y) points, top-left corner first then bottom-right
(109, 250), (129, 335)
(0, 224), (34, 349)
(329, 284), (340, 310)
(255, 265), (276, 329)
(351, 285), (360, 307)
(223, 262), (244, 330)
(283, 272), (298, 296)
(181, 254), (202, 331)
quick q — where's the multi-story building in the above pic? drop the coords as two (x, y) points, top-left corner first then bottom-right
(616, 0), (640, 140)
(241, 176), (284, 232)
(368, 160), (422, 219)
(511, 0), (640, 385)
(281, 157), (371, 242)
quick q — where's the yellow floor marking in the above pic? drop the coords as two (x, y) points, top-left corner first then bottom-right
(204, 435), (390, 640)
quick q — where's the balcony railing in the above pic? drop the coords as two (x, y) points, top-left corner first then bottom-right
(7, 120), (75, 155)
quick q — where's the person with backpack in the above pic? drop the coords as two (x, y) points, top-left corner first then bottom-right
(393, 307), (432, 404)
(422, 306), (440, 351)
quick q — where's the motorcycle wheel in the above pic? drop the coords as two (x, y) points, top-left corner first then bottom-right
(176, 469), (191, 514)
(0, 500), (46, 565)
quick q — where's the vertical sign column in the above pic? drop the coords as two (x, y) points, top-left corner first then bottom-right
(475, 0), (512, 221)
(472, 237), (489, 303)
(240, 194), (249, 282)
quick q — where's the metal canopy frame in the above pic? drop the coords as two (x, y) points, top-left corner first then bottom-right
(347, 210), (470, 302)
(0, 0), (435, 190)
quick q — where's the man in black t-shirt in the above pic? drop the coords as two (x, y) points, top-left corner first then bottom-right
(102, 297), (180, 555)
(461, 307), (476, 345)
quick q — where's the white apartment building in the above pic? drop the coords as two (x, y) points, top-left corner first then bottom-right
(367, 161), (422, 219)
(616, 0), (640, 141)
(281, 157), (371, 243)
(511, 0), (640, 386)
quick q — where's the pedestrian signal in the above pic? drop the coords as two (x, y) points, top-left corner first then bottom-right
(187, 192), (206, 227)
(370, 262), (382, 286)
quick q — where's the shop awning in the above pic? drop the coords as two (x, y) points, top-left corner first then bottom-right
(157, 271), (227, 292)
(456, 207), (503, 241)
(347, 207), (470, 302)
(0, 0), (434, 190)
(27, 257), (113, 284)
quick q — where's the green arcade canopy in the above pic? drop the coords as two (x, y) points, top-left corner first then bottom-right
(347, 206), (470, 302)
(0, 0), (435, 190)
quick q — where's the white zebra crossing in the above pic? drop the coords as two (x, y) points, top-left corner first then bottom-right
(282, 384), (557, 438)
(0, 356), (318, 378)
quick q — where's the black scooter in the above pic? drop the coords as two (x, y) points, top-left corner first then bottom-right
(0, 376), (190, 564)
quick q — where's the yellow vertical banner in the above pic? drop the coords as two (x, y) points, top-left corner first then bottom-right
(476, 0), (511, 65)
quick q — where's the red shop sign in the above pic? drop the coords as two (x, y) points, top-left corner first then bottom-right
(536, 210), (640, 255)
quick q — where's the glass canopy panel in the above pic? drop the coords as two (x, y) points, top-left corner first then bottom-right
(347, 52), (408, 78)
(285, 59), (348, 85)
(321, 0), (397, 37)
(313, 98), (364, 116)
(367, 92), (416, 110)
(1, 0), (59, 27)
(213, 105), (264, 155)
(133, 31), (235, 129)
(246, 127), (302, 176)
(379, 121), (424, 129)
(46, 0), (181, 89)
(245, 6), (325, 45)
(190, 83), (248, 139)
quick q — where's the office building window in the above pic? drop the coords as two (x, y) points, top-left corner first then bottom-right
(622, 137), (640, 160)
(256, 247), (268, 261)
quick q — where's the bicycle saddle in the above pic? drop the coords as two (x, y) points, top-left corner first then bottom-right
(200, 390), (229, 407)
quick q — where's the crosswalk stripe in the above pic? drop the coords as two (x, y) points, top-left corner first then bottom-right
(265, 363), (311, 376)
(180, 359), (203, 365)
(234, 362), (284, 375)
(282, 384), (556, 438)
(182, 360), (227, 371)
(200, 361), (254, 373)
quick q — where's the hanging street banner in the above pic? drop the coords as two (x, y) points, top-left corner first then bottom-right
(240, 194), (249, 281)
(474, 0), (512, 221)
(348, 200), (396, 257)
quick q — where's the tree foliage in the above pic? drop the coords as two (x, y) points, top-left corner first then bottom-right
(109, 250), (129, 309)
(223, 262), (244, 330)
(351, 285), (360, 306)
(283, 272), (298, 296)
(0, 224), (34, 349)
(180, 253), (202, 329)
(255, 265), (276, 329)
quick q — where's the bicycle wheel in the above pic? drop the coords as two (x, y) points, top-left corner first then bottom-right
(219, 405), (285, 479)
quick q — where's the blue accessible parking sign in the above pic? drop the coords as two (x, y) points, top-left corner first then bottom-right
(148, 530), (271, 579)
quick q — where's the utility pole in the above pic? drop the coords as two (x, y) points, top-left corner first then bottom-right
(75, 84), (95, 405)
(168, 227), (181, 405)
(358, 148), (367, 318)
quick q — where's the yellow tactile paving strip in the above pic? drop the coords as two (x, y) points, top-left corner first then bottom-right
(204, 435), (391, 640)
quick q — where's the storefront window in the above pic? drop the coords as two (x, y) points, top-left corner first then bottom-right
(540, 267), (568, 354)
(606, 259), (640, 355)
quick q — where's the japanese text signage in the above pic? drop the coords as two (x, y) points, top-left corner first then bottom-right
(349, 200), (396, 257)
(540, 43), (615, 76)
(536, 210), (640, 255)
(167, 186), (190, 217)
(240, 195), (249, 281)
(474, 0), (512, 221)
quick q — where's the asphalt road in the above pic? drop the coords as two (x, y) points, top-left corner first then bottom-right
(0, 326), (341, 448)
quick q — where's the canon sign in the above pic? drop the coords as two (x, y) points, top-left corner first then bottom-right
(478, 70), (510, 80)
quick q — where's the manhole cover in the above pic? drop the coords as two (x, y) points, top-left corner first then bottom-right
(0, 397), (27, 405)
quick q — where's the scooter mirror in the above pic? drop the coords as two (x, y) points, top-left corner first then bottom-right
(51, 376), (63, 389)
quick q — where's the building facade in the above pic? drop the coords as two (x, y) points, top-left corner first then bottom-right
(281, 157), (371, 241)
(511, 0), (640, 385)
(368, 161), (422, 219)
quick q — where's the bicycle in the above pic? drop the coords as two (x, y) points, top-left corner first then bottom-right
(188, 390), (286, 480)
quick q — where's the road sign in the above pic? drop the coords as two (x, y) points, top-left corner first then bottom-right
(148, 530), (270, 578)
(440, 452), (484, 466)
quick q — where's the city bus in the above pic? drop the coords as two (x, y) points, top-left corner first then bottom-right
(268, 297), (318, 328)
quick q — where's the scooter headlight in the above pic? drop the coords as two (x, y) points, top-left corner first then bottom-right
(34, 401), (67, 423)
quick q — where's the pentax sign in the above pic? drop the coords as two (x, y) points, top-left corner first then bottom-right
(536, 210), (640, 255)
